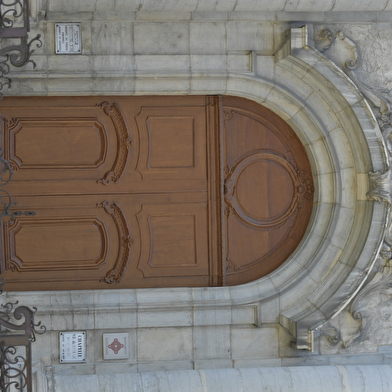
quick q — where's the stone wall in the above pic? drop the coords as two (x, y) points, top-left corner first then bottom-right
(2, 2), (392, 390)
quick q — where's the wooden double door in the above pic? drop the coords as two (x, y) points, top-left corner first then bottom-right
(0, 96), (313, 291)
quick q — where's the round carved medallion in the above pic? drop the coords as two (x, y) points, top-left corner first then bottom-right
(222, 96), (314, 285)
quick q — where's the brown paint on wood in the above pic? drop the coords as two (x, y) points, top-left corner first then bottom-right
(0, 95), (313, 291)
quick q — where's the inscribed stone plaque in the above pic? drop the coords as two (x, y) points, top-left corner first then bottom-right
(59, 331), (86, 363)
(55, 23), (82, 54)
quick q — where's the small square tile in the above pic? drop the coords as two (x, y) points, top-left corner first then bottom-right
(103, 333), (130, 360)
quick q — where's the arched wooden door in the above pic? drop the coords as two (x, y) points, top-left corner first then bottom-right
(0, 96), (313, 291)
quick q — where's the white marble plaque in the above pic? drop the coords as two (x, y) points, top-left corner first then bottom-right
(55, 23), (82, 54)
(59, 331), (86, 363)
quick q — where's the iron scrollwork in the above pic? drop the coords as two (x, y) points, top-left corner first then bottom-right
(0, 280), (46, 392)
(0, 0), (43, 98)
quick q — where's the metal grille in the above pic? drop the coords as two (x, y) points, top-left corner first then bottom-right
(0, 0), (42, 98)
(0, 281), (46, 392)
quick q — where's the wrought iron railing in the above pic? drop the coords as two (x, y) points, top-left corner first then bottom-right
(0, 280), (46, 392)
(0, 0), (42, 98)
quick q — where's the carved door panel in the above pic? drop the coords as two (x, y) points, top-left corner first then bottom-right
(221, 96), (313, 285)
(1, 96), (218, 290)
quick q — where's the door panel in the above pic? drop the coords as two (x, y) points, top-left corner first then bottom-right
(3, 105), (118, 186)
(0, 96), (218, 290)
(136, 202), (209, 278)
(0, 95), (313, 291)
(2, 196), (122, 290)
(135, 106), (207, 181)
(221, 96), (314, 285)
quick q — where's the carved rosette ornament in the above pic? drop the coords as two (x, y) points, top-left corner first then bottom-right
(97, 200), (134, 283)
(224, 150), (312, 230)
(97, 102), (132, 185)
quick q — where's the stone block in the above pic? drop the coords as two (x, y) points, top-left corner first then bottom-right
(136, 11), (191, 20)
(190, 54), (227, 74)
(47, 11), (94, 21)
(93, 55), (135, 73)
(226, 77), (272, 103)
(194, 359), (233, 369)
(289, 109), (322, 146)
(269, 86), (305, 119)
(279, 278), (318, 311)
(193, 307), (232, 326)
(92, 77), (136, 94)
(137, 360), (193, 373)
(95, 363), (138, 374)
(310, 139), (333, 176)
(196, 0), (236, 11)
(137, 327), (192, 361)
(228, 11), (278, 21)
(231, 306), (257, 325)
(327, 127), (355, 170)
(138, 309), (192, 328)
(91, 22), (134, 55)
(191, 11), (229, 20)
(135, 55), (190, 72)
(47, 78), (94, 94)
(94, 290), (137, 308)
(134, 22), (189, 55)
(48, 55), (92, 73)
(233, 358), (282, 367)
(190, 75), (227, 93)
(191, 286), (231, 303)
(306, 92), (341, 133)
(53, 374), (100, 392)
(95, 309), (137, 329)
(48, 0), (96, 12)
(193, 326), (231, 359)
(135, 76), (191, 93)
(136, 288), (192, 307)
(190, 23), (226, 55)
(226, 22), (274, 54)
(259, 298), (280, 324)
(276, 67), (313, 102)
(328, 354), (384, 365)
(227, 54), (250, 73)
(277, 11), (325, 21)
(307, 244), (343, 285)
(325, 11), (378, 20)
(285, 0), (334, 12)
(231, 326), (278, 359)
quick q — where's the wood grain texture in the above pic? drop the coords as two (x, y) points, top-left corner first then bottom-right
(221, 96), (313, 285)
(0, 95), (313, 290)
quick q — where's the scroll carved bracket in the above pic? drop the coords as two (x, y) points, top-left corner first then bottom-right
(0, 150), (35, 225)
(97, 200), (134, 283)
(314, 29), (392, 204)
(312, 28), (392, 350)
(97, 102), (132, 185)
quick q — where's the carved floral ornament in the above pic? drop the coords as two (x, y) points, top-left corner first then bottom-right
(315, 28), (392, 348)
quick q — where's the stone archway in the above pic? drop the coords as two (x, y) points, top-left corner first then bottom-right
(4, 27), (388, 351)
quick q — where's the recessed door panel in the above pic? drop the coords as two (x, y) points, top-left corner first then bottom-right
(135, 106), (207, 181)
(136, 202), (209, 278)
